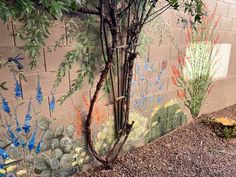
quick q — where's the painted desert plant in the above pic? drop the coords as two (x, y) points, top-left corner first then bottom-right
(171, 12), (219, 118)
(146, 99), (187, 142)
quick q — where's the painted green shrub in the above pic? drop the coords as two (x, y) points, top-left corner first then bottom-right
(94, 111), (149, 155)
(146, 100), (187, 143)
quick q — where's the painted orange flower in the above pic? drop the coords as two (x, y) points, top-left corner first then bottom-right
(171, 76), (177, 86)
(76, 109), (83, 136)
(82, 96), (106, 125)
(171, 65), (181, 78)
(177, 55), (185, 66)
(177, 90), (185, 99)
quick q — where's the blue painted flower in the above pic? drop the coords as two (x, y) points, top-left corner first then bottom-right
(149, 96), (154, 102)
(28, 127), (37, 152)
(22, 100), (32, 134)
(0, 148), (9, 159)
(15, 119), (21, 133)
(141, 74), (145, 81)
(22, 115), (31, 134)
(137, 98), (144, 107)
(14, 74), (22, 98)
(1, 95), (10, 114)
(7, 125), (20, 147)
(136, 64), (140, 74)
(14, 108), (21, 133)
(132, 101), (138, 109)
(158, 82), (163, 90)
(159, 67), (165, 76)
(144, 61), (149, 71)
(35, 140), (42, 154)
(156, 75), (161, 84)
(20, 139), (26, 148)
(0, 163), (3, 169)
(36, 76), (43, 104)
(157, 96), (162, 104)
(142, 95), (147, 102)
(49, 91), (55, 111)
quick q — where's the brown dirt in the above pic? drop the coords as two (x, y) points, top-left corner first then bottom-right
(79, 104), (236, 177)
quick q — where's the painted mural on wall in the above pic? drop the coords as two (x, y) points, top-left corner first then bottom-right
(87, 60), (188, 156)
(0, 61), (187, 176)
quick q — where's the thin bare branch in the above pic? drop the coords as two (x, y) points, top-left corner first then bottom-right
(145, 4), (171, 24)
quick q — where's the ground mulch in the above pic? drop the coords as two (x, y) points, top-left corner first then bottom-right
(79, 104), (236, 177)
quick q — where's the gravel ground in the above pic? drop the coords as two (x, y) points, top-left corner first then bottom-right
(79, 104), (236, 177)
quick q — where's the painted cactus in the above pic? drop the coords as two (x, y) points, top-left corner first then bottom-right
(146, 99), (187, 143)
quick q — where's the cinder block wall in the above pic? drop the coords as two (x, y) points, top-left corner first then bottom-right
(0, 0), (236, 128)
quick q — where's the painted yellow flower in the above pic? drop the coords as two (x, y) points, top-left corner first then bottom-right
(164, 99), (177, 108)
(75, 147), (82, 153)
(73, 153), (79, 158)
(72, 161), (77, 167)
(151, 121), (158, 127)
(16, 170), (27, 176)
(175, 109), (182, 114)
(5, 159), (14, 164)
(84, 156), (90, 161)
(97, 132), (102, 140)
(151, 106), (160, 118)
(77, 159), (84, 165)
(80, 152), (86, 157)
(6, 165), (17, 172)
(0, 169), (6, 174)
